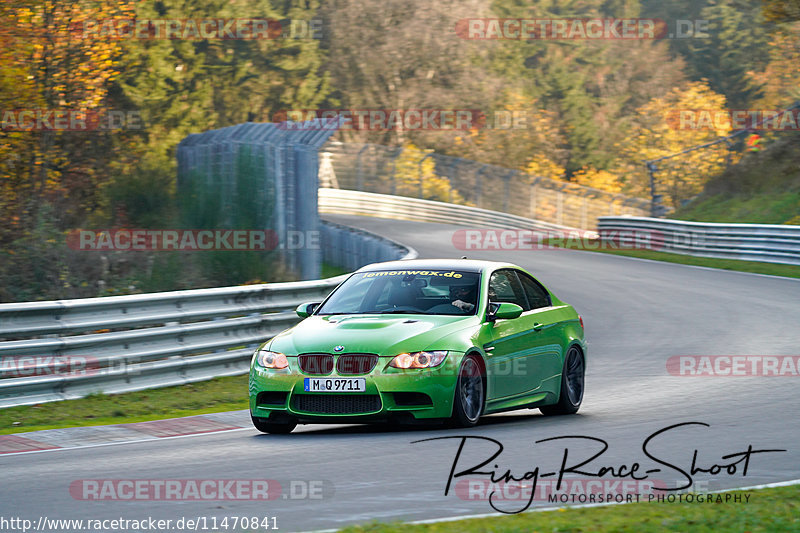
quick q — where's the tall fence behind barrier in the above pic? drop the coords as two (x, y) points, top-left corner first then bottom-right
(319, 141), (650, 229)
(177, 120), (338, 280)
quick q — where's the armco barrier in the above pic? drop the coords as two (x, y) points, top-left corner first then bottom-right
(319, 188), (586, 234)
(0, 221), (415, 408)
(598, 216), (800, 266)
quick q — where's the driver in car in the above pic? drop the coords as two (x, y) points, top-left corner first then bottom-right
(450, 283), (477, 312)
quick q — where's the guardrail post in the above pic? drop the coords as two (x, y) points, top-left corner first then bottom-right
(475, 164), (488, 208)
(503, 170), (514, 213)
(529, 178), (541, 219)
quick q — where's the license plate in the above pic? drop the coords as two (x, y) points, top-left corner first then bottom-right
(304, 378), (366, 393)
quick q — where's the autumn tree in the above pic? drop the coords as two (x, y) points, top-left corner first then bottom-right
(763, 0), (800, 23)
(317, 0), (496, 147)
(748, 6), (800, 109)
(105, 0), (332, 227)
(391, 143), (466, 203)
(490, 0), (686, 175)
(443, 90), (567, 178)
(1, 0), (137, 244)
(613, 81), (735, 207)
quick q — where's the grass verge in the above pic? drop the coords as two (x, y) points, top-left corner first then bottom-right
(321, 262), (349, 278)
(0, 374), (249, 435)
(674, 191), (800, 225)
(337, 485), (800, 533)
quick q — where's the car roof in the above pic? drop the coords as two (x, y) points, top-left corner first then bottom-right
(355, 258), (520, 274)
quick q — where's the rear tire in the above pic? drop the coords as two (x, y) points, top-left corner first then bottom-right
(540, 346), (584, 416)
(451, 355), (485, 427)
(251, 415), (297, 434)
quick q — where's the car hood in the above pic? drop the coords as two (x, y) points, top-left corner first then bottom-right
(268, 314), (479, 355)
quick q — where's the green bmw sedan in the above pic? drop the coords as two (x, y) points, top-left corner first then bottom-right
(249, 259), (586, 434)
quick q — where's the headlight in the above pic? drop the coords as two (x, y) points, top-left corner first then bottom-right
(389, 351), (448, 369)
(256, 349), (289, 369)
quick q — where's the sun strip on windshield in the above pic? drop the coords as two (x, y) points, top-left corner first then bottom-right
(362, 270), (464, 278)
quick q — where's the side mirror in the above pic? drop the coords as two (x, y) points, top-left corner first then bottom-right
(296, 302), (320, 318)
(487, 302), (523, 322)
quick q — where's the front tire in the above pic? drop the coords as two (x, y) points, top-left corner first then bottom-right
(540, 346), (584, 416)
(451, 355), (485, 427)
(251, 415), (297, 434)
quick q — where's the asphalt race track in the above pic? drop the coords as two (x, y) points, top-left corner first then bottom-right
(2, 214), (799, 532)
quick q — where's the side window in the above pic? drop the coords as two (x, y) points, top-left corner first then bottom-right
(517, 271), (551, 310)
(488, 270), (528, 309)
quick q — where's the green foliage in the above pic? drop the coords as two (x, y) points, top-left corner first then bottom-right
(103, 157), (177, 228)
(687, 0), (771, 108)
(116, 0), (330, 162)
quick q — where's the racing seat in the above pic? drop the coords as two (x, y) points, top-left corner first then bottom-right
(387, 283), (422, 309)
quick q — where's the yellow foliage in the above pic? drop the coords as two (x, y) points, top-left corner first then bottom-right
(0, 0), (136, 232)
(452, 89), (567, 174)
(392, 143), (466, 203)
(572, 167), (623, 193)
(748, 24), (800, 108)
(525, 154), (566, 182)
(613, 80), (737, 207)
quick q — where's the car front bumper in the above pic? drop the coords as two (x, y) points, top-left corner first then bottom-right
(249, 354), (462, 423)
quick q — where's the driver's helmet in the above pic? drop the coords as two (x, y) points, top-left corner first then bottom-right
(449, 280), (477, 303)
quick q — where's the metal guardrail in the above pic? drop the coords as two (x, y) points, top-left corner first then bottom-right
(320, 141), (651, 229)
(319, 188), (587, 234)
(598, 216), (800, 266)
(321, 219), (418, 271)
(0, 221), (415, 408)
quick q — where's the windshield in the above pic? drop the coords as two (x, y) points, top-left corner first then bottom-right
(315, 269), (481, 316)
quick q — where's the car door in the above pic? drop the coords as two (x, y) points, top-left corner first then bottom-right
(515, 270), (564, 392)
(484, 269), (544, 400)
